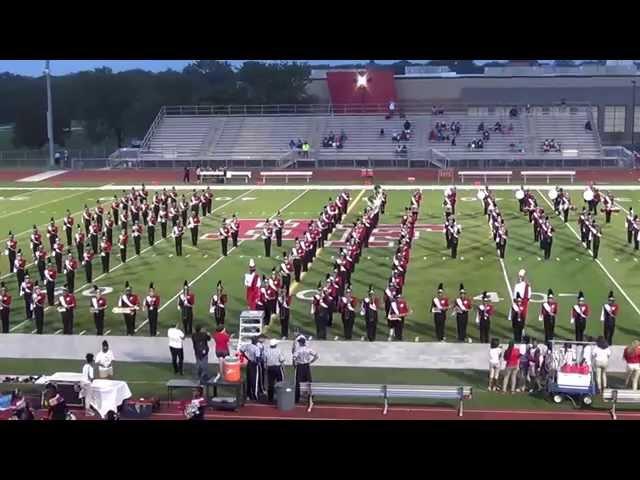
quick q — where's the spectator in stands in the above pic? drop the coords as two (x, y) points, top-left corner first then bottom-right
(525, 104), (532, 114)
(560, 98), (567, 108)
(302, 141), (310, 158)
(432, 105), (437, 115)
(289, 139), (296, 150)
(477, 122), (485, 132)
(478, 139), (484, 149)
(509, 107), (519, 118)
(379, 128), (385, 137)
(507, 123), (514, 134)
(494, 121), (502, 133)
(437, 106), (445, 115)
(483, 130), (490, 141)
(401, 144), (408, 155)
(296, 139), (303, 150)
(428, 130), (436, 142)
(451, 136), (456, 146)
(392, 132), (400, 143)
(183, 166), (190, 184)
(585, 120), (592, 131)
(395, 144), (403, 154)
(403, 120), (411, 133)
(388, 101), (396, 115)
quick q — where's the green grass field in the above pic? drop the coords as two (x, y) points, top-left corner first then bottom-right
(0, 185), (639, 347)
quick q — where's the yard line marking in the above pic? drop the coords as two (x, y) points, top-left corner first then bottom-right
(79, 330), (86, 335)
(31, 328), (37, 334)
(538, 190), (640, 319)
(289, 189), (366, 295)
(0, 190), (88, 220)
(9, 319), (30, 332)
(54, 329), (62, 334)
(104, 329), (111, 335)
(134, 319), (149, 333)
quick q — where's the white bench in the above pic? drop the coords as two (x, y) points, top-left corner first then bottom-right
(459, 170), (513, 184)
(260, 171), (313, 184)
(602, 388), (640, 420)
(200, 170), (252, 184)
(521, 170), (576, 184)
(299, 382), (472, 416)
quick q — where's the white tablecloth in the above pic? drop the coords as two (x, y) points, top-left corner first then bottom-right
(86, 380), (132, 418)
(35, 372), (85, 384)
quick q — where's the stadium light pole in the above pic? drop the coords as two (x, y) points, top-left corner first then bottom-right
(44, 60), (55, 169)
(632, 79), (637, 151)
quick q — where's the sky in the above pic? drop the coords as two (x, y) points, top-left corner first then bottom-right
(0, 60), (632, 77)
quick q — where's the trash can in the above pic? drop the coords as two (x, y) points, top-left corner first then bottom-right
(275, 382), (295, 411)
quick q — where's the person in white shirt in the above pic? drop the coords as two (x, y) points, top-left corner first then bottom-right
(80, 353), (96, 417)
(95, 340), (114, 379)
(591, 336), (612, 392)
(168, 322), (185, 375)
(488, 338), (503, 391)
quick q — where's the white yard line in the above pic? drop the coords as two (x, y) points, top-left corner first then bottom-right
(499, 259), (514, 301)
(9, 319), (30, 332)
(54, 329), (62, 335)
(104, 329), (111, 336)
(79, 330), (86, 335)
(538, 190), (640, 318)
(0, 190), (88, 220)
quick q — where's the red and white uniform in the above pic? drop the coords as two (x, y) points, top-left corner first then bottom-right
(187, 215), (201, 230)
(63, 215), (74, 230)
(476, 303), (494, 324)
(64, 257), (78, 273)
(145, 293), (161, 311)
(431, 296), (449, 314)
(178, 291), (195, 309)
(390, 297), (409, 320)
(60, 293), (76, 311)
(14, 257), (26, 272)
(571, 304), (590, 323)
(6, 238), (17, 253)
(82, 251), (94, 265)
(601, 303), (619, 322)
(513, 279), (532, 319)
(91, 296), (107, 312)
(47, 224), (58, 239)
(244, 269), (261, 310)
(454, 296), (473, 314)
(74, 231), (85, 246)
(118, 232), (128, 249)
(540, 300), (558, 320)
(1, 292), (12, 310)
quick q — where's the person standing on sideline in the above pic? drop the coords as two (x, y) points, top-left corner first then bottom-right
(168, 322), (185, 376)
(90, 285), (107, 336)
(191, 325), (211, 384)
(95, 340), (114, 379)
(0, 283), (11, 333)
(571, 291), (590, 342)
(239, 336), (263, 401)
(178, 281), (195, 336)
(264, 339), (285, 404)
(219, 219), (230, 256)
(539, 289), (558, 343)
(601, 291), (619, 346)
(454, 284), (472, 343)
(173, 219), (184, 257)
(213, 326), (232, 373)
(431, 283), (449, 342)
(502, 341), (521, 394)
(183, 166), (190, 184)
(292, 335), (319, 403)
(80, 353), (96, 417)
(144, 283), (160, 337)
(262, 219), (273, 257)
(592, 336), (611, 393)
(623, 340), (640, 390)
(488, 338), (503, 391)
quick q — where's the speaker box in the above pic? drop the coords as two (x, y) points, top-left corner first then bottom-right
(209, 397), (238, 411)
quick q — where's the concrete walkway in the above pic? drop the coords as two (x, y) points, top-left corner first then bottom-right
(0, 334), (630, 372)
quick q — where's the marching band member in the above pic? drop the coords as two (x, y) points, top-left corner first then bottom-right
(144, 283), (160, 336)
(44, 258), (56, 306)
(219, 219), (230, 256)
(314, 283), (331, 340)
(210, 281), (226, 326)
(118, 228), (128, 263)
(602, 191), (615, 224)
(95, 201), (104, 231)
(119, 203), (129, 231)
(274, 211), (284, 247)
(130, 200), (141, 227)
(264, 339), (285, 404)
(432, 283), (449, 342)
(158, 205), (168, 239)
(444, 216), (453, 249)
(0, 283), (11, 333)
(339, 286), (357, 340)
(558, 191), (571, 223)
(119, 281), (140, 336)
(32, 282), (46, 334)
(361, 287), (379, 342)
(578, 207), (589, 246)
(280, 251), (293, 294)
(74, 224), (85, 260)
(443, 194), (453, 222)
(626, 208), (635, 245)
(147, 211), (156, 246)
(187, 211), (201, 247)
(277, 287), (291, 339)
(178, 280), (195, 335)
(64, 252), (78, 292)
(513, 269), (531, 323)
(57, 284), (76, 335)
(172, 219), (184, 257)
(571, 291), (590, 342)
(111, 195), (120, 226)
(35, 245), (47, 282)
(82, 247), (94, 284)
(190, 189), (200, 216)
(634, 216), (640, 251)
(244, 259), (261, 309)
(63, 210), (74, 245)
(496, 218), (508, 259)
(448, 218), (461, 259)
(585, 184), (597, 215)
(511, 293), (526, 342)
(389, 291), (410, 341)
(82, 204), (92, 235)
(132, 221), (143, 255)
(178, 195), (188, 226)
(19, 271), (34, 320)
(453, 283), (473, 343)
(100, 234), (112, 274)
(203, 186), (213, 216)
(292, 335), (319, 403)
(230, 214), (240, 248)
(262, 219), (273, 258)
(46, 218), (58, 251)
(532, 207), (543, 243)
(589, 219), (602, 260)
(141, 199), (150, 226)
(6, 231), (17, 273)
(516, 185), (526, 212)
(51, 236), (64, 275)
(524, 191), (537, 223)
(14, 250), (26, 287)
(30, 225), (42, 259)
(540, 216), (554, 260)
(91, 285), (107, 336)
(539, 289), (558, 343)
(601, 291), (619, 346)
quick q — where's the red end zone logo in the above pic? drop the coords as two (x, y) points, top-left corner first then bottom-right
(202, 221), (443, 248)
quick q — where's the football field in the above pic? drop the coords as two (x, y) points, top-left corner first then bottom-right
(1, 184), (640, 346)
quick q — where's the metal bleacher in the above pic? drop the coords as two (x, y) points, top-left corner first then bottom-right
(145, 116), (220, 158)
(530, 108), (602, 158)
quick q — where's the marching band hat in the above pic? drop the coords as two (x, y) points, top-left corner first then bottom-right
(249, 258), (256, 269)
(518, 269), (526, 277)
(149, 282), (154, 289)
(516, 292), (521, 300)
(93, 284), (99, 291)
(368, 284), (374, 294)
(62, 284), (69, 291)
(459, 283), (465, 293)
(437, 283), (444, 292)
(608, 291), (615, 300)
(578, 291), (585, 300)
(547, 289), (554, 297)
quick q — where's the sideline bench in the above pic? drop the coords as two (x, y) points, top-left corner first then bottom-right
(459, 170), (513, 184)
(299, 382), (472, 416)
(167, 379), (200, 401)
(260, 171), (313, 184)
(199, 170), (252, 184)
(602, 388), (640, 420)
(521, 170), (576, 184)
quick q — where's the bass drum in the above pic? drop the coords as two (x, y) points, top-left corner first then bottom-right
(515, 189), (525, 200)
(476, 190), (487, 201)
(548, 189), (558, 200)
(583, 189), (594, 202)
